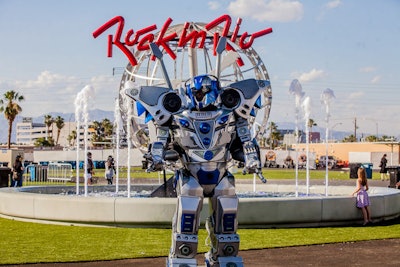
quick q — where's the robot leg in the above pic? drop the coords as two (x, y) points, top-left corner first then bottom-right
(205, 177), (243, 267)
(168, 176), (203, 267)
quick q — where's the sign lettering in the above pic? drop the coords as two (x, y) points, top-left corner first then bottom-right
(93, 14), (272, 67)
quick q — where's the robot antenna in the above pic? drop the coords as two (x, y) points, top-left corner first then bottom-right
(149, 42), (173, 90)
(215, 37), (227, 79)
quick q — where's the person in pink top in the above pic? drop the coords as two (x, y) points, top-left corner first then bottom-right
(352, 166), (372, 225)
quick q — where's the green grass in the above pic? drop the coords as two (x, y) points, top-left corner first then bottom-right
(1, 217), (400, 265)
(91, 167), (361, 180)
(3, 168), (386, 264)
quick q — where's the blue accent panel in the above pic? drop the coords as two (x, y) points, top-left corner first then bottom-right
(179, 119), (190, 128)
(223, 213), (236, 232)
(255, 95), (262, 108)
(217, 115), (229, 124)
(204, 150), (213, 160)
(136, 102), (146, 116)
(199, 122), (211, 134)
(197, 169), (220, 185)
(144, 112), (153, 123)
(181, 213), (195, 233)
(203, 137), (211, 146)
(250, 108), (256, 117)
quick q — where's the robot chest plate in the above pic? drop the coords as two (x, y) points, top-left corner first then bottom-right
(174, 111), (233, 149)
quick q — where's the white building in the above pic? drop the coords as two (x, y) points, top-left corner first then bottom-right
(16, 118), (48, 145)
(16, 118), (94, 147)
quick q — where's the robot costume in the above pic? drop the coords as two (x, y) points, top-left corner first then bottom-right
(124, 41), (269, 267)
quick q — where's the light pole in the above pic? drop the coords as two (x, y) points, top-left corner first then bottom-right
(330, 122), (342, 141)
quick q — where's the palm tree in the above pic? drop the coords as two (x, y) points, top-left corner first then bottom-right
(54, 116), (65, 146)
(67, 130), (77, 146)
(0, 90), (24, 149)
(267, 121), (282, 149)
(44, 115), (54, 140)
(342, 134), (357, 142)
(307, 118), (317, 142)
(90, 119), (114, 147)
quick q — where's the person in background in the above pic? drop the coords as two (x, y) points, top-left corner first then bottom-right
(105, 155), (115, 185)
(86, 152), (95, 185)
(12, 155), (24, 187)
(379, 154), (388, 181)
(352, 166), (372, 225)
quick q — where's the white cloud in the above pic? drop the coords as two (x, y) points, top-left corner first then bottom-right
(325, 0), (342, 9)
(292, 68), (325, 83)
(348, 91), (364, 99)
(371, 75), (381, 84)
(3, 71), (119, 117)
(208, 1), (221, 10)
(228, 0), (303, 22)
(359, 66), (376, 73)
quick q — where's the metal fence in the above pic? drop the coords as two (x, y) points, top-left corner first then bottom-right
(23, 162), (73, 185)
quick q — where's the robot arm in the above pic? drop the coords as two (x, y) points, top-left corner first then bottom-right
(235, 117), (267, 183)
(143, 126), (170, 172)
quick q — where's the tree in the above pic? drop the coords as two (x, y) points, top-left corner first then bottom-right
(307, 118), (317, 143)
(44, 115), (54, 139)
(0, 90), (24, 149)
(342, 134), (357, 142)
(90, 119), (114, 147)
(34, 137), (54, 147)
(266, 121), (282, 149)
(67, 130), (77, 147)
(54, 116), (65, 146)
(365, 135), (378, 142)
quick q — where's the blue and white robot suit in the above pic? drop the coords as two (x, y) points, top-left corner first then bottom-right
(125, 75), (267, 267)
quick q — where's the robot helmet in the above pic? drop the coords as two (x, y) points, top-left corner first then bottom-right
(186, 75), (220, 110)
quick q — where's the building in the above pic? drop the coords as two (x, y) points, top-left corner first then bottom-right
(16, 118), (95, 147)
(16, 117), (48, 145)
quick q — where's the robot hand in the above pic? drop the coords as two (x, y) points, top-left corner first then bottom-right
(242, 165), (267, 183)
(144, 142), (165, 172)
(242, 141), (267, 183)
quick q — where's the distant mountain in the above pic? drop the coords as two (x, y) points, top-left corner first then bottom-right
(1, 112), (396, 144)
(274, 122), (352, 141)
(0, 109), (114, 144)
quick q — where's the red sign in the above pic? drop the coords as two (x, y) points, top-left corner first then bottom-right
(93, 14), (272, 67)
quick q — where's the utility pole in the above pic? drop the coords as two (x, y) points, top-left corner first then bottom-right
(354, 117), (357, 142)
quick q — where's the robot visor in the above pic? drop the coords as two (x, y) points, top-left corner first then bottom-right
(191, 86), (211, 101)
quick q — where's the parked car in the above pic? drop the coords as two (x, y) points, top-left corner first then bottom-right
(318, 155), (337, 169)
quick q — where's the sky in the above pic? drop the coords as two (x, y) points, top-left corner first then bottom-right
(0, 0), (399, 139)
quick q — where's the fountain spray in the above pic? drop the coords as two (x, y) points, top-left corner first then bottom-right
(114, 98), (121, 193)
(289, 79), (305, 197)
(321, 88), (335, 196)
(301, 96), (311, 195)
(126, 96), (133, 198)
(74, 85), (95, 197)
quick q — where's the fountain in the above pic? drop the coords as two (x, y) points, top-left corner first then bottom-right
(302, 96), (312, 195)
(289, 79), (305, 197)
(2, 18), (400, 231)
(321, 88), (335, 196)
(74, 85), (95, 197)
(1, 184), (400, 227)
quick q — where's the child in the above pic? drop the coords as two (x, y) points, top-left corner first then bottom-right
(352, 166), (372, 225)
(105, 155), (115, 185)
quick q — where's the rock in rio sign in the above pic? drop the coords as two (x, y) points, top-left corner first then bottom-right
(93, 14), (272, 67)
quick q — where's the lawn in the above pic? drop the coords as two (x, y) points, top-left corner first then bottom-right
(1, 215), (400, 264)
(1, 168), (392, 265)
(91, 167), (363, 181)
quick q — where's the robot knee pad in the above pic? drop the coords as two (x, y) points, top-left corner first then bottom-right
(215, 195), (239, 234)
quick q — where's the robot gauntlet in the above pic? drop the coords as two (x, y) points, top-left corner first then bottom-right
(242, 139), (267, 183)
(144, 142), (165, 172)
